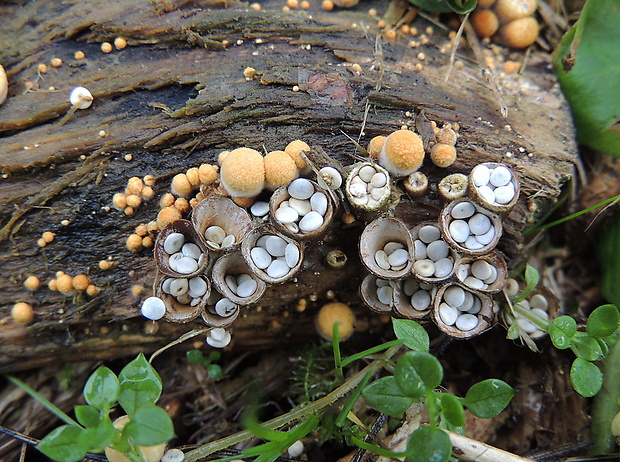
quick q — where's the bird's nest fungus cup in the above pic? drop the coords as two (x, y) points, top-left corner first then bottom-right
(154, 271), (210, 323)
(409, 221), (460, 284)
(201, 289), (241, 328)
(241, 225), (304, 284)
(433, 283), (494, 339)
(211, 251), (267, 305)
(439, 199), (502, 256)
(154, 219), (210, 278)
(468, 162), (520, 214)
(345, 162), (392, 212)
(191, 196), (254, 252)
(359, 217), (414, 280)
(269, 178), (335, 240)
(360, 274), (395, 314)
(392, 277), (435, 320)
(455, 252), (508, 293)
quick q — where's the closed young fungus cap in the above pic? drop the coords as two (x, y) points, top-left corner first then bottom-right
(379, 129), (425, 177)
(316, 302), (356, 341)
(430, 143), (457, 168)
(284, 140), (310, 170)
(264, 150), (299, 190)
(367, 135), (385, 159)
(220, 147), (265, 197)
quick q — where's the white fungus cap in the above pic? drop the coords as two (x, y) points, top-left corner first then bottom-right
(69, 86), (93, 109)
(207, 328), (232, 348)
(141, 296), (166, 320)
(161, 449), (184, 462)
(288, 440), (305, 457)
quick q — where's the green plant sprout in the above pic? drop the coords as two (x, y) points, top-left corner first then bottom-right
(183, 319), (513, 462)
(7, 353), (174, 462)
(356, 320), (514, 462)
(505, 264), (620, 398)
(186, 349), (223, 379)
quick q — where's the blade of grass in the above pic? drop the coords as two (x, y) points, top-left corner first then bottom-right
(6, 376), (80, 427)
(523, 194), (620, 237)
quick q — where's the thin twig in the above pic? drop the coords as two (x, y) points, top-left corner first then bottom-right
(462, 20), (508, 117)
(444, 12), (469, 83)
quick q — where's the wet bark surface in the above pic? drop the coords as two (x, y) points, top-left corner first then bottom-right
(0, 0), (576, 374)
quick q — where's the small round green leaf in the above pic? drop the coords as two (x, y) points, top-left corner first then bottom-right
(463, 379), (514, 418)
(395, 351), (443, 399)
(83, 366), (119, 411)
(438, 393), (465, 427)
(406, 427), (451, 462)
(37, 425), (88, 462)
(446, 0), (477, 14)
(570, 358), (603, 397)
(550, 316), (577, 349)
(186, 349), (206, 365)
(362, 376), (415, 417)
(392, 319), (430, 352)
(74, 405), (100, 428)
(118, 353), (163, 416)
(207, 364), (222, 379)
(124, 404), (175, 447)
(587, 304), (620, 338)
(571, 333), (605, 361)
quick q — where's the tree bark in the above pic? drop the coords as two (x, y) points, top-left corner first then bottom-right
(0, 0), (577, 372)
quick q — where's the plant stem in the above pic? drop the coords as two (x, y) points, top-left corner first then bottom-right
(340, 339), (403, 368)
(589, 339), (620, 454)
(183, 344), (404, 462)
(511, 303), (550, 331)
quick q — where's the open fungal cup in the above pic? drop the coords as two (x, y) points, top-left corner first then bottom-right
(211, 251), (267, 305)
(241, 225), (303, 284)
(345, 162), (391, 212)
(269, 178), (334, 239)
(360, 274), (395, 314)
(359, 217), (414, 280)
(192, 196), (254, 251)
(433, 283), (494, 338)
(154, 220), (209, 278)
(455, 252), (507, 293)
(410, 222), (460, 283)
(439, 199), (502, 255)
(392, 278), (435, 319)
(202, 289), (240, 328)
(154, 271), (209, 323)
(468, 163), (520, 213)
(507, 285), (559, 340)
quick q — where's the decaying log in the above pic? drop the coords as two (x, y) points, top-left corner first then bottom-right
(0, 0), (577, 372)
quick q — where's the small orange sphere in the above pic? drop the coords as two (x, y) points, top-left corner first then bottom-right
(430, 143), (457, 168)
(72, 274), (91, 292)
(24, 276), (41, 290)
(316, 302), (356, 341)
(471, 9), (499, 38)
(12, 302), (35, 324)
(56, 274), (74, 294)
(157, 206), (182, 229)
(126, 234), (143, 252)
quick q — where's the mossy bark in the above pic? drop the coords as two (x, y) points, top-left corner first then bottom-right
(0, 0), (576, 372)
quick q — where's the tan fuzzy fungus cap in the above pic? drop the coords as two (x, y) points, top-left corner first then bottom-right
(379, 129), (425, 177)
(284, 140), (310, 170)
(220, 148), (265, 197)
(264, 151), (299, 190)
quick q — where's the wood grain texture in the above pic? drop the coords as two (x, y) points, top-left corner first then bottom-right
(0, 0), (576, 372)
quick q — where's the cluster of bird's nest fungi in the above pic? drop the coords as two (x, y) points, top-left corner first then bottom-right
(135, 120), (526, 348)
